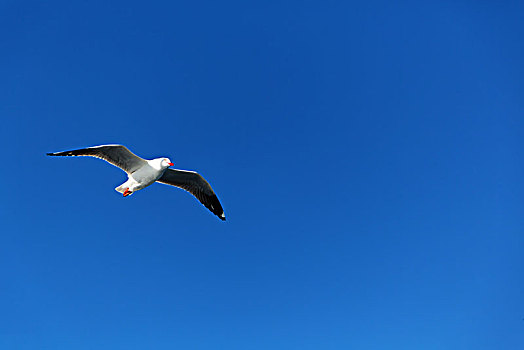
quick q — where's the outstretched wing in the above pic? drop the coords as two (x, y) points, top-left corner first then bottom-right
(157, 169), (226, 220)
(47, 144), (147, 174)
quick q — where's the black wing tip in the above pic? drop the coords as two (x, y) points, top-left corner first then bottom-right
(46, 150), (82, 157)
(47, 151), (71, 156)
(208, 195), (226, 221)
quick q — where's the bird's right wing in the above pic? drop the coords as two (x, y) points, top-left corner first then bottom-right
(47, 145), (147, 174)
(157, 169), (226, 220)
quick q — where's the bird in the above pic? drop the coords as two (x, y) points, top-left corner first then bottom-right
(47, 144), (226, 221)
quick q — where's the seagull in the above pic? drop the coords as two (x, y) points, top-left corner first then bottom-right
(47, 144), (226, 221)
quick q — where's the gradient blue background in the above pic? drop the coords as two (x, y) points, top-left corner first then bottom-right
(1, 1), (523, 349)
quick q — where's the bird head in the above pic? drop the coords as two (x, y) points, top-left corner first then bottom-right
(161, 158), (174, 168)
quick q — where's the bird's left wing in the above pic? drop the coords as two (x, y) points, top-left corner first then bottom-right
(157, 169), (226, 220)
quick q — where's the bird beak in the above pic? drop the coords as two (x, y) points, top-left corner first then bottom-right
(168, 163), (174, 166)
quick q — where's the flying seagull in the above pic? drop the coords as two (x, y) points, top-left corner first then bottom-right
(47, 144), (226, 220)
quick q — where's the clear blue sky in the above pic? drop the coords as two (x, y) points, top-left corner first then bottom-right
(1, 1), (522, 349)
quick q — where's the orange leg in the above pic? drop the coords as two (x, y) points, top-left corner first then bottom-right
(123, 188), (131, 197)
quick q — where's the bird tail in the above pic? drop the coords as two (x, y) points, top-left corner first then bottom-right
(115, 184), (126, 194)
(115, 178), (137, 196)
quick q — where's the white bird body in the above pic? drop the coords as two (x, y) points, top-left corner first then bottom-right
(47, 144), (226, 220)
(115, 158), (169, 194)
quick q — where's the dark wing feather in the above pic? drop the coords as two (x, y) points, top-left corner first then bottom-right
(157, 169), (226, 220)
(47, 144), (146, 173)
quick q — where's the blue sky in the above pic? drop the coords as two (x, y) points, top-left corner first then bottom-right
(1, 0), (523, 349)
